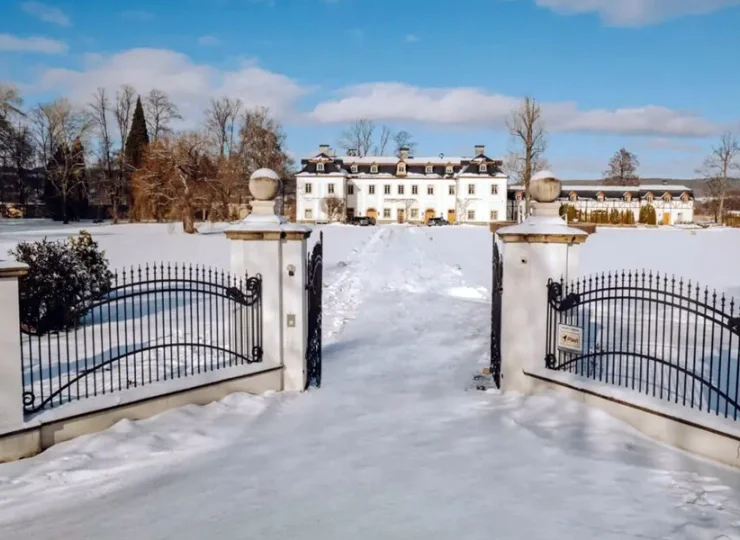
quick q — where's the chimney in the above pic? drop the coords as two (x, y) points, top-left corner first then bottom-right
(319, 143), (330, 155)
(399, 146), (409, 160)
(475, 144), (485, 156)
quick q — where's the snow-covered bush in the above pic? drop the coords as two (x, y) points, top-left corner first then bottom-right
(10, 230), (113, 335)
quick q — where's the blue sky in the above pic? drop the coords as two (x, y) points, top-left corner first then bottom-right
(3, 0), (740, 178)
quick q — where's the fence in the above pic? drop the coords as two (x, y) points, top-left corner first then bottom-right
(20, 263), (263, 414)
(545, 271), (740, 420)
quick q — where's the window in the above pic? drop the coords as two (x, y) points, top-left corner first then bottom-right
(384, 185), (391, 195)
(449, 185), (455, 195)
(478, 164), (487, 172)
(383, 208), (391, 218)
(316, 163), (325, 172)
(328, 183), (335, 194)
(351, 164), (358, 173)
(467, 209), (475, 220)
(398, 185), (405, 195)
(446, 165), (453, 174)
(490, 210), (498, 221)
(305, 183), (313, 194)
(370, 164), (378, 174)
(468, 184), (475, 195)
(425, 165), (433, 174)
(347, 184), (354, 195)
(427, 185), (434, 195)
(397, 163), (406, 174)
(491, 184), (498, 195)
(410, 208), (419, 219)
(412, 185), (418, 195)
(305, 209), (313, 219)
(369, 185), (376, 195)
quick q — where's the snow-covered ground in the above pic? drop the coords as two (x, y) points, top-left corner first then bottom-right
(1, 220), (740, 539)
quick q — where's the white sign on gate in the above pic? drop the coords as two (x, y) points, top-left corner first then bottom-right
(557, 324), (583, 354)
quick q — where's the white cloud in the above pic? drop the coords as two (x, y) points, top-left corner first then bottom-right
(534, 0), (740, 26)
(308, 82), (720, 137)
(35, 48), (306, 125)
(198, 35), (222, 46)
(405, 34), (420, 43)
(0, 33), (67, 54)
(20, 1), (70, 26)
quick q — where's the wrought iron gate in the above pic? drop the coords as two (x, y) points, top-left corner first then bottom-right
(490, 239), (503, 388)
(305, 232), (323, 389)
(545, 272), (740, 420)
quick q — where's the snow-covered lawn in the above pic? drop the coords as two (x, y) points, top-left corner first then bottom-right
(1, 220), (740, 539)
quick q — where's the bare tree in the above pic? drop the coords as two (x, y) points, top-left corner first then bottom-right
(31, 99), (93, 223)
(503, 151), (550, 186)
(321, 195), (345, 222)
(338, 119), (375, 157)
(89, 88), (122, 221)
(205, 97), (243, 157)
(114, 85), (136, 155)
(506, 96), (547, 214)
(133, 133), (216, 233)
(0, 83), (23, 118)
(698, 131), (740, 223)
(144, 88), (182, 141)
(393, 130), (416, 157)
(238, 106), (293, 178)
(374, 125), (392, 156)
(603, 147), (640, 186)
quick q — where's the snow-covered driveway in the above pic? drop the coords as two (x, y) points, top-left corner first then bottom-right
(1, 224), (740, 539)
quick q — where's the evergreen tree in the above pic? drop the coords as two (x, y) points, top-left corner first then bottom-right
(125, 96), (149, 169)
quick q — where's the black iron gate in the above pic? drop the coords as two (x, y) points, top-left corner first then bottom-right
(305, 232), (323, 389)
(545, 272), (740, 420)
(490, 239), (503, 388)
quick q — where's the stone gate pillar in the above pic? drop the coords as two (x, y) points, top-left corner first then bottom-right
(225, 169), (312, 392)
(496, 171), (589, 394)
(0, 261), (29, 433)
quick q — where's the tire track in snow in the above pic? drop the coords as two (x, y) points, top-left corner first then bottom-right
(323, 227), (388, 342)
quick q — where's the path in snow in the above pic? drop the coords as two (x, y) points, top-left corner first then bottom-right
(1, 226), (740, 539)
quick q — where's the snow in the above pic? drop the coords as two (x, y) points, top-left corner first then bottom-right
(0, 220), (740, 538)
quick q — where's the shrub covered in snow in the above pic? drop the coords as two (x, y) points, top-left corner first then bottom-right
(10, 230), (113, 335)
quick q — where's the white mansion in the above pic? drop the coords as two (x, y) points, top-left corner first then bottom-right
(296, 144), (508, 224)
(507, 183), (695, 225)
(295, 143), (696, 226)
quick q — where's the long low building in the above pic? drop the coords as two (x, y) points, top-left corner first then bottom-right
(507, 183), (695, 225)
(296, 144), (508, 224)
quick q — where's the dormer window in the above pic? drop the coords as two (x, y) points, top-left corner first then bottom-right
(370, 164), (378, 174)
(425, 165), (433, 174)
(316, 162), (325, 172)
(597, 192), (605, 202)
(479, 164), (487, 172)
(397, 163), (407, 175)
(446, 165), (453, 174)
(351, 164), (358, 174)
(663, 192), (672, 201)
(569, 192), (577, 202)
(680, 192), (689, 202)
(645, 192), (654, 202)
(624, 192), (632, 201)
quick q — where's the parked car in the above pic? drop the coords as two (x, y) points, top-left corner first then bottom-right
(348, 216), (376, 226)
(427, 217), (449, 226)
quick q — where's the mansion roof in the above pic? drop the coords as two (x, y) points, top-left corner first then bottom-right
(298, 144), (506, 179)
(507, 183), (694, 200)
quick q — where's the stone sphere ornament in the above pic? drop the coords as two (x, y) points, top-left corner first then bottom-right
(529, 170), (562, 203)
(249, 168), (281, 201)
